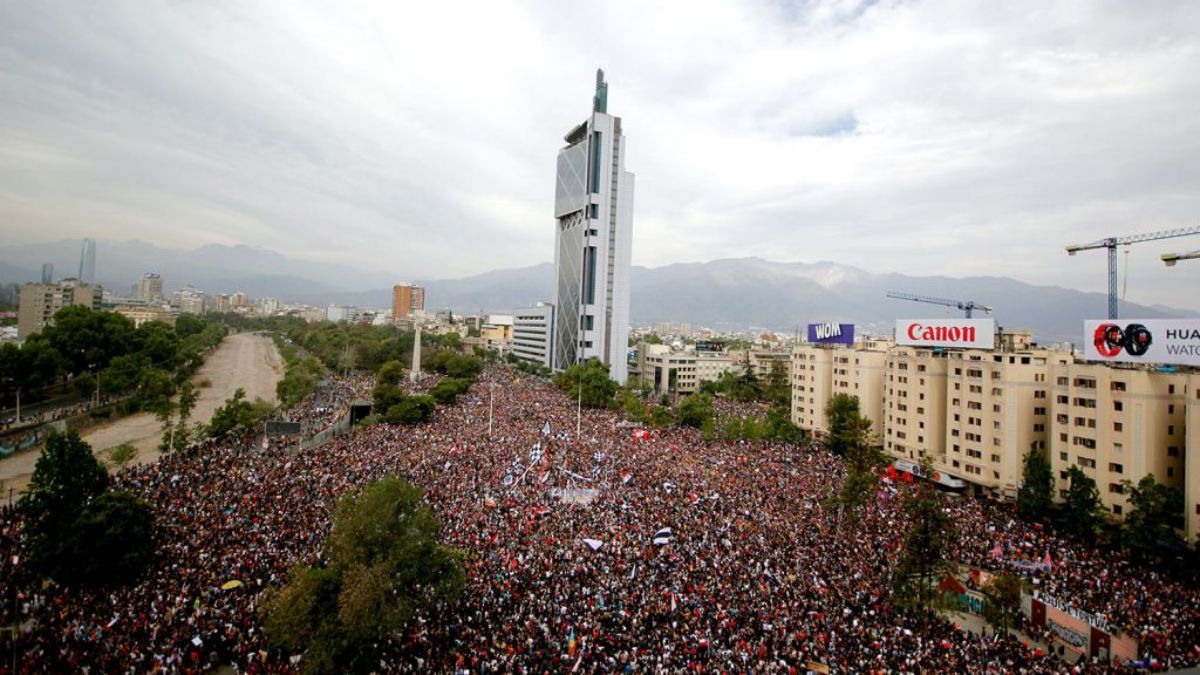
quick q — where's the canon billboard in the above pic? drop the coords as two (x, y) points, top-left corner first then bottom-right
(895, 319), (995, 350)
(807, 322), (854, 345)
(1083, 319), (1200, 366)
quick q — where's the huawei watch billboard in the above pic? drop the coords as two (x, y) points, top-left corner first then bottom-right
(895, 319), (995, 349)
(1084, 319), (1200, 366)
(807, 322), (854, 345)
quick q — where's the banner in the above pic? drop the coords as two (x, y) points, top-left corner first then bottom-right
(895, 319), (995, 349)
(807, 322), (855, 345)
(1083, 319), (1200, 366)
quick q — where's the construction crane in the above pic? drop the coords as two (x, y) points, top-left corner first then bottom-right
(885, 291), (993, 318)
(1162, 250), (1200, 267)
(1065, 226), (1200, 319)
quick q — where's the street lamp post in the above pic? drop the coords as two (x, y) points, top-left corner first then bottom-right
(488, 381), (495, 438)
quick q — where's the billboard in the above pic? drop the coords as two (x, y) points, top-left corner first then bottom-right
(1083, 319), (1200, 366)
(694, 340), (726, 353)
(807, 322), (854, 345)
(265, 420), (302, 437)
(895, 319), (995, 349)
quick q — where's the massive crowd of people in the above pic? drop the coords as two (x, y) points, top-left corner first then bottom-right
(0, 366), (1197, 673)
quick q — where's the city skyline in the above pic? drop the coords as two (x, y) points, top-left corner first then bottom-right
(1, 1), (1199, 309)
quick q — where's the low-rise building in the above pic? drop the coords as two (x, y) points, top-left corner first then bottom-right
(511, 304), (555, 368)
(115, 304), (176, 328)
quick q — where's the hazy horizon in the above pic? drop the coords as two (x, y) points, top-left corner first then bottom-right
(2, 1), (1199, 307)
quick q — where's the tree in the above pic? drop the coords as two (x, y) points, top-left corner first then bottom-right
(554, 359), (618, 409)
(1062, 466), (1103, 539)
(263, 477), (464, 674)
(54, 490), (155, 586)
(825, 393), (863, 457)
(1016, 445), (1053, 520)
(893, 458), (958, 624)
(675, 392), (714, 429)
(981, 573), (1024, 636)
(1121, 474), (1184, 558)
(765, 360), (790, 407)
(837, 414), (882, 516)
(21, 431), (109, 527)
(20, 431), (125, 583)
(385, 395), (436, 425)
(208, 388), (273, 438)
(106, 443), (139, 471)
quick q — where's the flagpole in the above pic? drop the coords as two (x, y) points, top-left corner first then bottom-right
(576, 366), (582, 439)
(488, 381), (494, 438)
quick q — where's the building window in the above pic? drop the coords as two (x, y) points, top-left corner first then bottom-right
(1112, 504), (1123, 516)
(1168, 447), (1179, 457)
(1113, 401), (1123, 412)
(1108, 463), (1123, 474)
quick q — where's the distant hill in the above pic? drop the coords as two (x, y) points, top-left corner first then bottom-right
(0, 241), (1194, 344)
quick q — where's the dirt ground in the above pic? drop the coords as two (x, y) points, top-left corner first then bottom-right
(0, 332), (282, 498)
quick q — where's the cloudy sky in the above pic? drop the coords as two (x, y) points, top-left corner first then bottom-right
(1, 0), (1199, 307)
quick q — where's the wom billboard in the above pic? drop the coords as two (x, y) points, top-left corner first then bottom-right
(895, 319), (995, 350)
(1084, 319), (1200, 366)
(807, 322), (854, 345)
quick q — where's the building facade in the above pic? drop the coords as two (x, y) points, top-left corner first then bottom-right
(551, 69), (634, 384)
(136, 273), (165, 303)
(790, 334), (1200, 541)
(17, 279), (102, 338)
(392, 284), (425, 321)
(511, 304), (555, 368)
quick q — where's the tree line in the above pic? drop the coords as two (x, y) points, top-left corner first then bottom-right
(0, 306), (225, 421)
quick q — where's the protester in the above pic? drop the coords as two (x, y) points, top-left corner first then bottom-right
(0, 366), (1195, 673)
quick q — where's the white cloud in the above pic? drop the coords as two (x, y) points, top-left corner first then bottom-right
(0, 0), (1198, 307)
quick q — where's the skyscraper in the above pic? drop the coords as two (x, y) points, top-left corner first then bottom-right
(40, 263), (53, 284)
(392, 283), (425, 321)
(78, 238), (96, 283)
(550, 69), (634, 384)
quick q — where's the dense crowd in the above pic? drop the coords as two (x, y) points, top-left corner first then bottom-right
(0, 366), (1197, 673)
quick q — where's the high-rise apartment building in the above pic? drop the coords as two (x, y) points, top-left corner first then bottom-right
(17, 279), (102, 338)
(791, 334), (1200, 541)
(1046, 361), (1187, 518)
(171, 286), (206, 315)
(392, 284), (425, 321)
(551, 69), (634, 384)
(136, 273), (165, 303)
(78, 239), (96, 283)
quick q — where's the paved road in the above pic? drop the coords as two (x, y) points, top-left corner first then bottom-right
(0, 333), (282, 497)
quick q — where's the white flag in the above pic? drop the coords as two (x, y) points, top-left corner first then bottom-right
(582, 538), (604, 551)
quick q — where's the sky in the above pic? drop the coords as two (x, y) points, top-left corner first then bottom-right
(1, 0), (1199, 307)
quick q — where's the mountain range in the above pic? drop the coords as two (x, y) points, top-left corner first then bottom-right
(0, 239), (1194, 344)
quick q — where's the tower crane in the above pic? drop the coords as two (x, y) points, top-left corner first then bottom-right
(1065, 226), (1200, 319)
(1161, 250), (1200, 267)
(885, 291), (993, 318)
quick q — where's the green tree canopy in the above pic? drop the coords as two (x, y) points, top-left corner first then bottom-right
(55, 490), (156, 586)
(1016, 445), (1054, 520)
(893, 458), (958, 623)
(1062, 466), (1103, 539)
(675, 392), (714, 429)
(1121, 474), (1184, 557)
(20, 432), (153, 586)
(554, 358), (619, 409)
(825, 393), (863, 457)
(263, 477), (465, 674)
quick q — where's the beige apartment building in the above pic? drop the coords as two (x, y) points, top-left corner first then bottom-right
(792, 346), (834, 433)
(1047, 361), (1187, 518)
(792, 339), (890, 438)
(114, 304), (176, 328)
(792, 336), (1200, 542)
(1187, 372), (1200, 542)
(17, 279), (102, 338)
